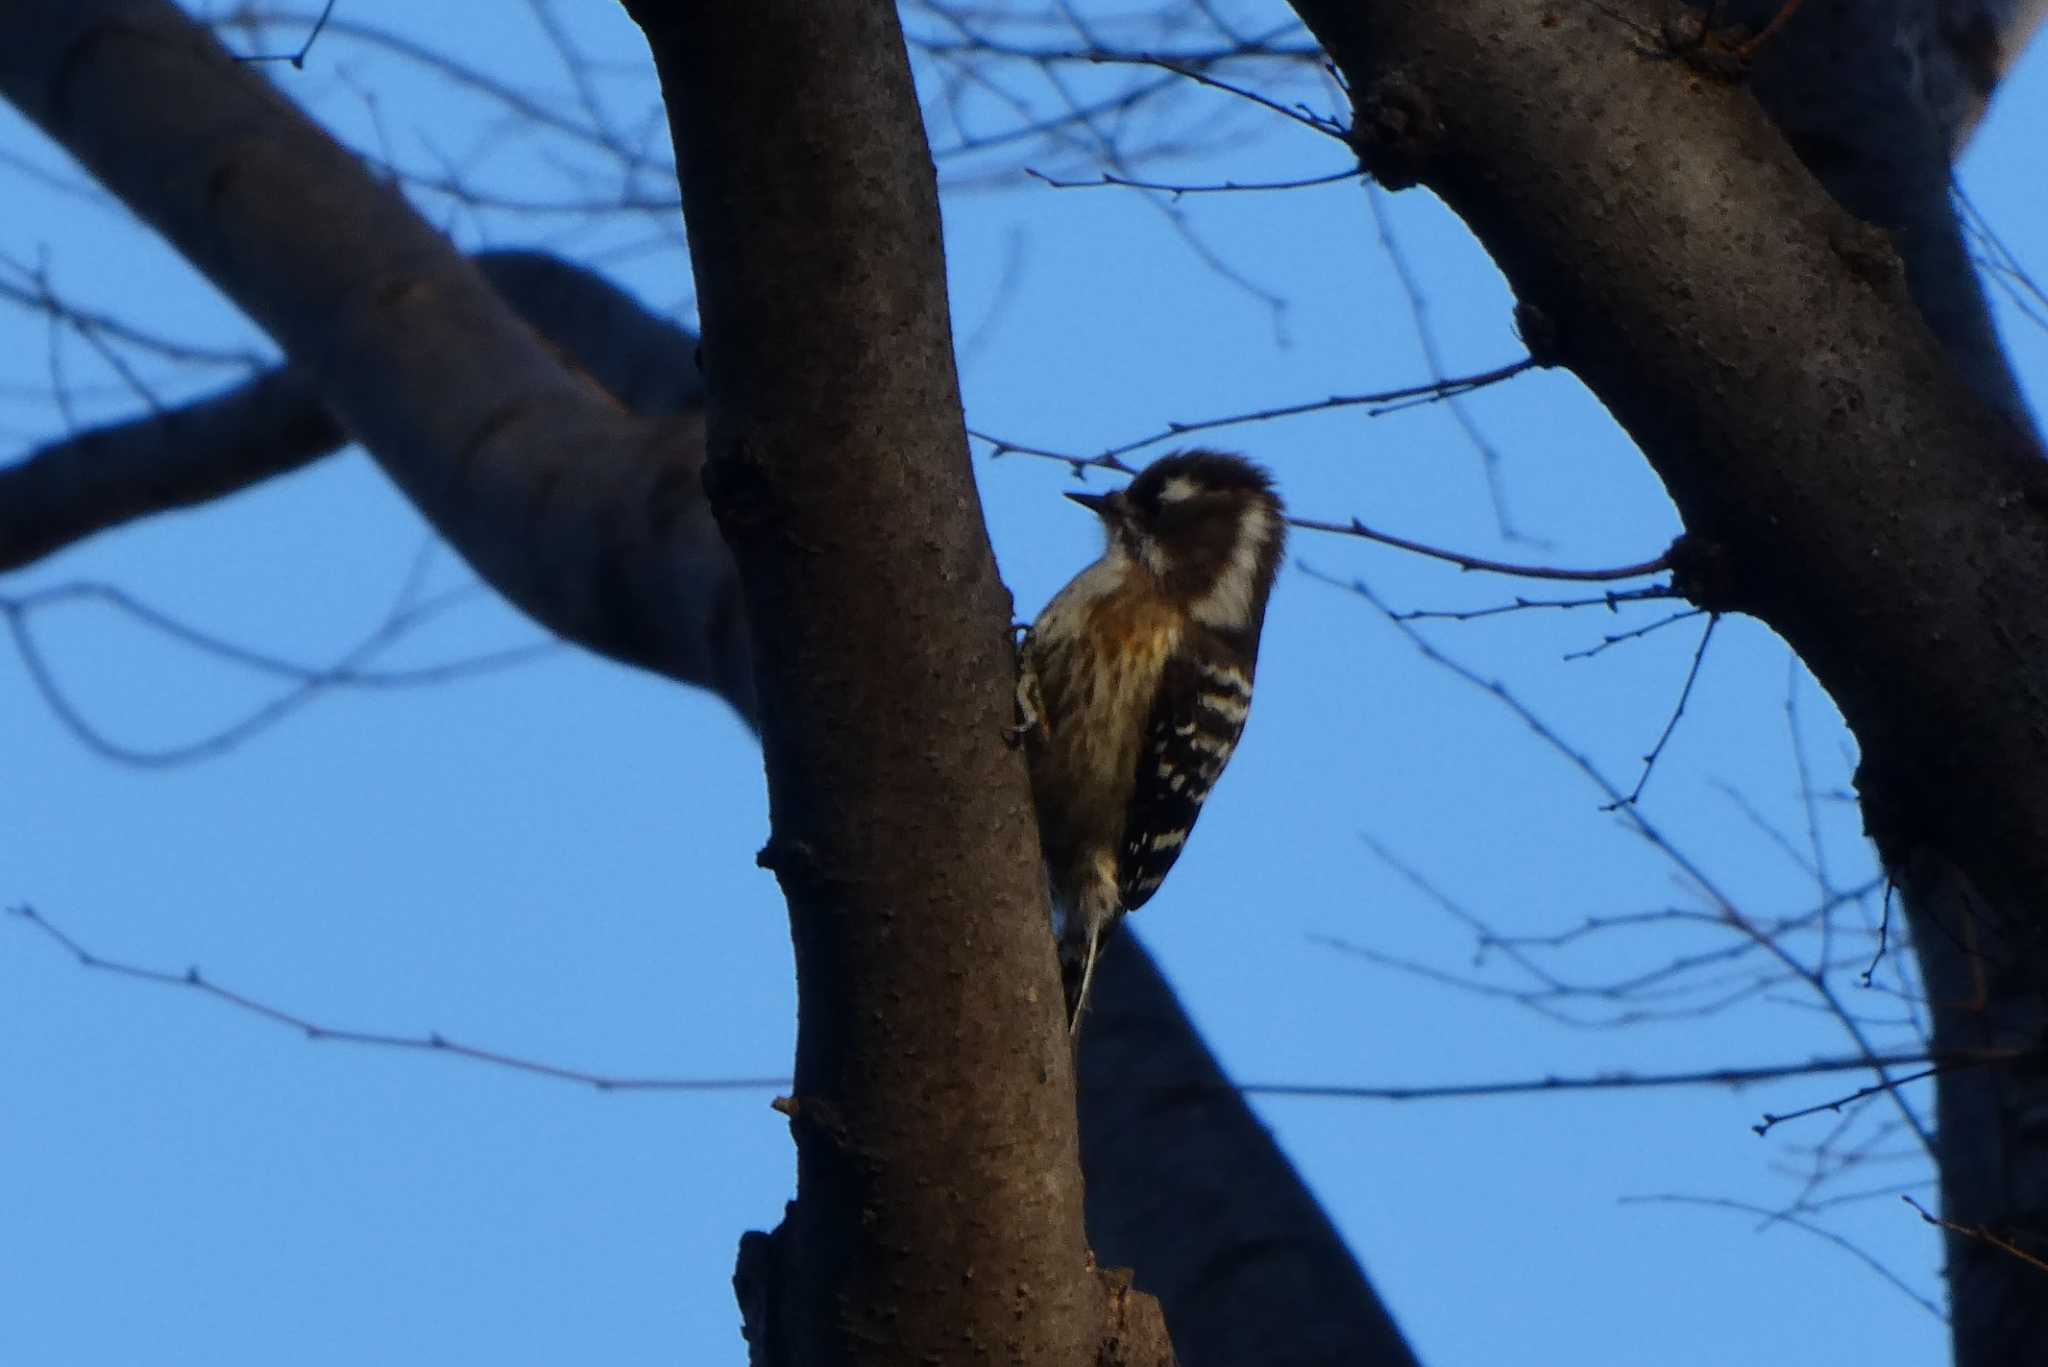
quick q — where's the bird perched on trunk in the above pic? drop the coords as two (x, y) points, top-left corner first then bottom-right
(1013, 451), (1285, 1034)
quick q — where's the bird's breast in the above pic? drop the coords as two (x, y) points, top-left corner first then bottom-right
(1024, 579), (1182, 844)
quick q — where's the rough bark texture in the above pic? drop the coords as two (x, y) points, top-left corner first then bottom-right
(1726, 0), (2032, 425)
(1905, 851), (2048, 1365)
(1290, 3), (2048, 1361)
(631, 2), (1143, 1362)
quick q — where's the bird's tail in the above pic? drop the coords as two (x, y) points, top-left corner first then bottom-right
(1058, 902), (1122, 1038)
(1059, 927), (1099, 1037)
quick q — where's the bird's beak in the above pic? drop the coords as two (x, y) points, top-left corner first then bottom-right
(1064, 489), (1115, 516)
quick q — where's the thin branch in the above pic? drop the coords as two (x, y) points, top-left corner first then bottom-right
(1241, 1050), (1993, 1102)
(1025, 164), (1358, 194)
(972, 356), (1536, 470)
(1902, 1195), (2048, 1277)
(1784, 654), (1833, 905)
(1606, 612), (1719, 808)
(1862, 881), (1896, 988)
(1364, 182), (1531, 542)
(1711, 776), (1822, 879)
(526, 0), (629, 154)
(915, 12), (1321, 180)
(1561, 606), (1707, 659)
(1340, 573), (1940, 1154)
(1314, 927), (1790, 1031)
(1033, 40), (1293, 335)
(16, 902), (1999, 1124)
(917, 24), (1340, 139)
(1622, 1195), (1944, 1320)
(260, 10), (676, 176)
(1, 579), (538, 687)
(1751, 1062), (1959, 1137)
(7, 904), (782, 1094)
(1304, 545), (1669, 616)
(0, 253), (267, 369)
(1119, 51), (1349, 139)
(231, 0), (340, 68)
(1389, 583), (1677, 623)
(4, 574), (558, 768)
(1296, 526), (1669, 582)
(911, 26), (1317, 70)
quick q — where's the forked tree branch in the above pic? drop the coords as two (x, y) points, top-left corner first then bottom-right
(0, 2), (745, 701)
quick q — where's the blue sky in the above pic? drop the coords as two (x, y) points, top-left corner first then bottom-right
(4, 4), (2045, 1363)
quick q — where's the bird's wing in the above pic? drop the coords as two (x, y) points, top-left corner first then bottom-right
(1116, 646), (1252, 912)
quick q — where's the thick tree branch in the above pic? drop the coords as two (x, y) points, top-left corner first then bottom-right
(0, 366), (339, 572)
(0, 251), (704, 575)
(0, 1), (744, 703)
(1726, 0), (2037, 425)
(1290, 3), (2048, 1360)
(1301, 0), (2048, 937)
(635, 1), (1132, 1362)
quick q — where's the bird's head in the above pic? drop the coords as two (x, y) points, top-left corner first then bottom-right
(1066, 450), (1286, 633)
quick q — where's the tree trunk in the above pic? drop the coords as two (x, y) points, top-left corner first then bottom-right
(1290, 3), (2048, 1361)
(629, 2), (1165, 1360)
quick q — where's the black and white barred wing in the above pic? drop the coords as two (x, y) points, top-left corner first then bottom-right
(1117, 648), (1253, 911)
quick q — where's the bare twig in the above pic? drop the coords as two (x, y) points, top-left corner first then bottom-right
(1902, 1195), (2048, 1277)
(972, 356), (1536, 471)
(1296, 530), (1669, 583)
(1561, 607), (1707, 659)
(1751, 1062), (1967, 1136)
(1623, 1195), (1943, 1320)
(1862, 881), (1896, 988)
(1339, 574), (1939, 1155)
(1605, 612), (1719, 808)
(1364, 183), (1530, 541)
(0, 252), (266, 369)
(7, 904), (781, 1094)
(4, 572), (557, 768)
(1120, 51), (1348, 139)
(1242, 1051), (1986, 1103)
(1025, 165), (1358, 195)
(14, 900), (1990, 1122)
(1389, 584), (1677, 623)
(232, 0), (340, 68)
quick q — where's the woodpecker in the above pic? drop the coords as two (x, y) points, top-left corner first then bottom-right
(1014, 451), (1285, 1034)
